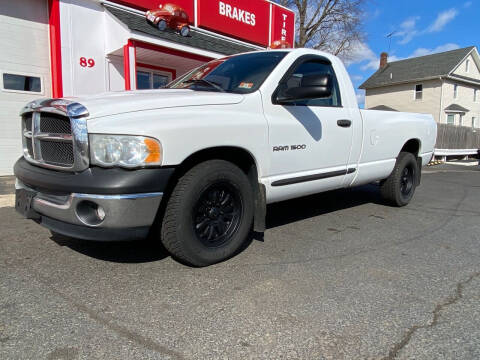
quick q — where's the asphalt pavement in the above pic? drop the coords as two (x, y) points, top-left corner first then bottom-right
(0, 163), (479, 359)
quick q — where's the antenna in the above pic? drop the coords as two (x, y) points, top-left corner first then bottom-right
(386, 31), (396, 53)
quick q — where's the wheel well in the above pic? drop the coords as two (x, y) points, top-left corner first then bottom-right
(177, 146), (257, 176)
(401, 139), (421, 157)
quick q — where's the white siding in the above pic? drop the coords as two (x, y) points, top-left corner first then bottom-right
(0, 0), (51, 175)
(453, 53), (480, 79)
(364, 79), (443, 123)
(442, 80), (480, 128)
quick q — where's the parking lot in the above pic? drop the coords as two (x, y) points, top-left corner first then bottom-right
(0, 163), (479, 359)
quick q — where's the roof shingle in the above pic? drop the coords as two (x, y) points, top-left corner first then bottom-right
(359, 47), (475, 89)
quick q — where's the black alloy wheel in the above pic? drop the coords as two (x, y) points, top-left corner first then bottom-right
(193, 183), (242, 248)
(400, 165), (415, 199)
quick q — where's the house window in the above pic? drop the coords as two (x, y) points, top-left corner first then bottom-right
(447, 114), (455, 125)
(466, 59), (470, 73)
(453, 84), (458, 99)
(2, 73), (41, 93)
(414, 84), (423, 100)
(460, 114), (464, 126)
(473, 117), (478, 129)
(136, 69), (170, 90)
(475, 89), (478, 102)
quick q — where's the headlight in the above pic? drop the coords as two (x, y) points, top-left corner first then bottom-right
(89, 134), (162, 168)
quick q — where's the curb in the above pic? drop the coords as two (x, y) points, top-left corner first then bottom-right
(427, 160), (444, 166)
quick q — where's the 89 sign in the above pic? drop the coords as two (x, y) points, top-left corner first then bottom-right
(80, 57), (95, 68)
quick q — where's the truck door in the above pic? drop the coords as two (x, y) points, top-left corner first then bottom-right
(263, 56), (355, 200)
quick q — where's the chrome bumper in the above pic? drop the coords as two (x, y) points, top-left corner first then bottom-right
(16, 180), (163, 229)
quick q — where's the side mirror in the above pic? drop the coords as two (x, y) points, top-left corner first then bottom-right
(276, 74), (333, 104)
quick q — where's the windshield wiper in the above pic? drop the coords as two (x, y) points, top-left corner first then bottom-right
(184, 79), (226, 92)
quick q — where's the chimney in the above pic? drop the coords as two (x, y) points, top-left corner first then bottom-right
(380, 52), (388, 69)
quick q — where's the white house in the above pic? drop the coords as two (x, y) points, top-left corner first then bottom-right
(360, 46), (480, 129)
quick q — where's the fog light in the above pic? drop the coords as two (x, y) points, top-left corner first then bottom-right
(76, 200), (106, 226)
(96, 206), (106, 221)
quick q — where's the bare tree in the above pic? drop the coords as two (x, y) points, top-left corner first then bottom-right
(274, 0), (367, 59)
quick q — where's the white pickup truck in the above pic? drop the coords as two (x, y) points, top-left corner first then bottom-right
(14, 49), (436, 266)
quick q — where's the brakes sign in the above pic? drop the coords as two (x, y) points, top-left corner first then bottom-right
(197, 0), (270, 46)
(219, 1), (256, 26)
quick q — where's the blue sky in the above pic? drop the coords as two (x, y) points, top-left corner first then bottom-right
(347, 0), (479, 107)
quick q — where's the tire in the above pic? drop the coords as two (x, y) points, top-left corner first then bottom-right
(161, 160), (254, 267)
(157, 19), (167, 31)
(179, 25), (190, 37)
(380, 151), (419, 207)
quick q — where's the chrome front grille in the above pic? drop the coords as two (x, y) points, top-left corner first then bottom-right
(40, 139), (75, 166)
(40, 113), (72, 134)
(22, 113), (74, 167)
(20, 99), (90, 172)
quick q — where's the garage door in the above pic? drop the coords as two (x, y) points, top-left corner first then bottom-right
(0, 0), (51, 175)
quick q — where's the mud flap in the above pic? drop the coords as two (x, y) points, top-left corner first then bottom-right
(254, 183), (266, 232)
(416, 157), (422, 186)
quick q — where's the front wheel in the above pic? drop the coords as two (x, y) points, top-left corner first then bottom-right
(179, 25), (190, 37)
(380, 151), (419, 207)
(161, 160), (254, 267)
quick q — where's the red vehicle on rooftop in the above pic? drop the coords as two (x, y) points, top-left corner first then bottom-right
(146, 3), (190, 37)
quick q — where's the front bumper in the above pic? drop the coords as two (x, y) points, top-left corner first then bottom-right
(14, 158), (174, 241)
(16, 180), (162, 240)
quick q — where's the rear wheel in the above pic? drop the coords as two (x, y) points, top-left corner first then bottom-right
(157, 19), (167, 31)
(161, 160), (254, 267)
(380, 151), (419, 207)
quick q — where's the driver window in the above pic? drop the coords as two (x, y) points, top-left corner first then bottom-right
(283, 60), (342, 107)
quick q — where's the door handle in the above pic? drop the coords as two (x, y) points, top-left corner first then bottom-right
(337, 119), (352, 128)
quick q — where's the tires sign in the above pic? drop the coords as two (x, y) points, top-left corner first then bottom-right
(270, 4), (295, 47)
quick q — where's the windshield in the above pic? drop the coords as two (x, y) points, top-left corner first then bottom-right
(167, 51), (288, 94)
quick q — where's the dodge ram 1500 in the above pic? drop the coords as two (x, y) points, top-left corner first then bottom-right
(14, 49), (437, 266)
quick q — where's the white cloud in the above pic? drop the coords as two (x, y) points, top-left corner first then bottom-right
(345, 42), (399, 71)
(351, 75), (364, 82)
(426, 9), (459, 33)
(356, 91), (365, 108)
(395, 17), (420, 44)
(392, 8), (459, 45)
(410, 43), (460, 57)
(344, 41), (377, 67)
(464, 1), (472, 8)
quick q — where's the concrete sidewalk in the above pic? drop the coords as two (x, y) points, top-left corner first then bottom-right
(0, 176), (15, 208)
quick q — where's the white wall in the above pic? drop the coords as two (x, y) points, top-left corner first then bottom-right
(107, 55), (125, 91)
(0, 0), (51, 175)
(453, 53), (480, 79)
(365, 79), (443, 123)
(442, 80), (480, 127)
(60, 0), (108, 96)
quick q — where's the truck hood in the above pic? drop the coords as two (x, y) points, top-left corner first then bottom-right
(66, 89), (245, 119)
